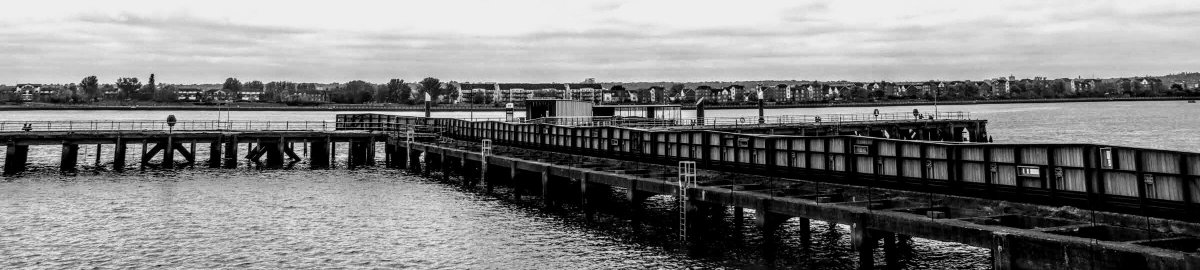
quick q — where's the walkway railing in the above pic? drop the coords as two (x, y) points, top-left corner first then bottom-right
(0, 120), (336, 132)
(525, 111), (971, 128)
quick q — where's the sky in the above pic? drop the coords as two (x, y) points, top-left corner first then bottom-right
(1, 0), (1198, 85)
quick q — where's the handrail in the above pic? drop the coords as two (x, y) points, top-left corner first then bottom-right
(0, 120), (335, 132)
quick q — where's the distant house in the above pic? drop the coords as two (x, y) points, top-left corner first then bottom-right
(238, 89), (264, 101)
(176, 88), (202, 101)
(566, 83), (603, 103)
(15, 84), (40, 101)
(497, 83), (567, 103)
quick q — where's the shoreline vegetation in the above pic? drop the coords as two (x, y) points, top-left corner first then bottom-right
(0, 96), (1189, 112)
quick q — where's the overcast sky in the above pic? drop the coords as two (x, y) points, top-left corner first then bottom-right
(2, 0), (1197, 84)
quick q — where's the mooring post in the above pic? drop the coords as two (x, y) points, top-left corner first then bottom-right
(139, 140), (147, 171)
(113, 138), (126, 171)
(94, 144), (102, 167)
(189, 142), (196, 168)
(540, 170), (552, 207)
(439, 152), (450, 182)
(60, 143), (80, 173)
(3, 142), (29, 175)
(481, 139), (492, 193)
(510, 166), (521, 201)
(757, 99), (765, 124)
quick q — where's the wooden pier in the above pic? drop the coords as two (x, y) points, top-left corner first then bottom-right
(4, 113), (1200, 269)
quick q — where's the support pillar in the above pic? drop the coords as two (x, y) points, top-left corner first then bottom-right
(883, 232), (901, 270)
(540, 170), (552, 207)
(208, 137), (222, 168)
(60, 143), (79, 173)
(4, 143), (29, 175)
(440, 153), (450, 182)
(422, 152), (436, 177)
(310, 138), (330, 169)
(264, 141), (284, 169)
(113, 139), (126, 171)
(223, 136), (239, 169)
(510, 166), (521, 201)
(851, 222), (880, 270)
(481, 160), (491, 193)
(163, 139), (175, 170)
(992, 232), (1013, 270)
(579, 175), (592, 221)
(627, 187), (652, 230)
(94, 144), (102, 167)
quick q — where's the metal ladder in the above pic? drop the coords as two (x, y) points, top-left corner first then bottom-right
(677, 161), (697, 243)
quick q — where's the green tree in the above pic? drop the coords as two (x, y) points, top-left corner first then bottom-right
(115, 77), (141, 100)
(153, 85), (178, 102)
(80, 76), (100, 101)
(418, 77), (441, 102)
(383, 79), (408, 103)
(445, 83), (460, 103)
(223, 78), (242, 92)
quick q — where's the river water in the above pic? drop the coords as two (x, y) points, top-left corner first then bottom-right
(1, 100), (1195, 269)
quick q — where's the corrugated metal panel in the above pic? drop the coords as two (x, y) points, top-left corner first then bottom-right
(1103, 172), (1138, 197)
(960, 147), (984, 161)
(1054, 147), (1085, 167)
(829, 138), (845, 153)
(830, 155), (845, 171)
(878, 141), (896, 156)
(1118, 149), (1137, 170)
(901, 144), (921, 158)
(755, 150), (767, 164)
(962, 163), (985, 183)
(1190, 156), (1200, 176)
(1190, 179), (1200, 203)
(902, 160), (922, 177)
(1021, 147), (1048, 165)
(882, 158), (898, 176)
(1057, 168), (1087, 192)
(775, 152), (788, 166)
(992, 147), (1015, 163)
(794, 153), (808, 168)
(930, 161), (948, 180)
(926, 146), (947, 159)
(857, 157), (874, 173)
(791, 139), (806, 151)
(1148, 175), (1183, 201)
(996, 165), (1016, 185)
(1142, 151), (1179, 174)
(811, 154), (826, 169)
(809, 139), (825, 152)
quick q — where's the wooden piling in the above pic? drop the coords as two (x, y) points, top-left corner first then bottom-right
(60, 143), (79, 173)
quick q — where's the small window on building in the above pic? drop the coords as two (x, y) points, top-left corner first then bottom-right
(1099, 147), (1114, 169)
(852, 145), (870, 155)
(1017, 166), (1041, 177)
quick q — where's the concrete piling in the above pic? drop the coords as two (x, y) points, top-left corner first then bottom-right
(60, 143), (79, 173)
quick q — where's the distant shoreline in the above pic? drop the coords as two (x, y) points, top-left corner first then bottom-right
(0, 97), (1190, 111)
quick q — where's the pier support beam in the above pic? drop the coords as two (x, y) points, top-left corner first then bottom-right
(223, 136), (238, 169)
(851, 222), (880, 270)
(627, 188), (653, 230)
(263, 141), (284, 169)
(208, 138), (222, 168)
(310, 138), (330, 169)
(4, 143), (29, 175)
(60, 143), (79, 173)
(113, 139), (126, 171)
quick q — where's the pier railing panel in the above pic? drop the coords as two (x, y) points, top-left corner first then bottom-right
(328, 113), (1200, 219)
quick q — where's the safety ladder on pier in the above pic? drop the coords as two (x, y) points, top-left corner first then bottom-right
(677, 161), (697, 244)
(481, 139), (492, 157)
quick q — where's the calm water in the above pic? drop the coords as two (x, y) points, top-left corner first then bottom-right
(1, 100), (1194, 269)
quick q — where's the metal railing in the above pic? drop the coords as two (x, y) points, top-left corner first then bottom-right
(522, 111), (971, 128)
(0, 120), (337, 132)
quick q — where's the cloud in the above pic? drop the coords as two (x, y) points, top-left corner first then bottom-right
(0, 0), (1198, 84)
